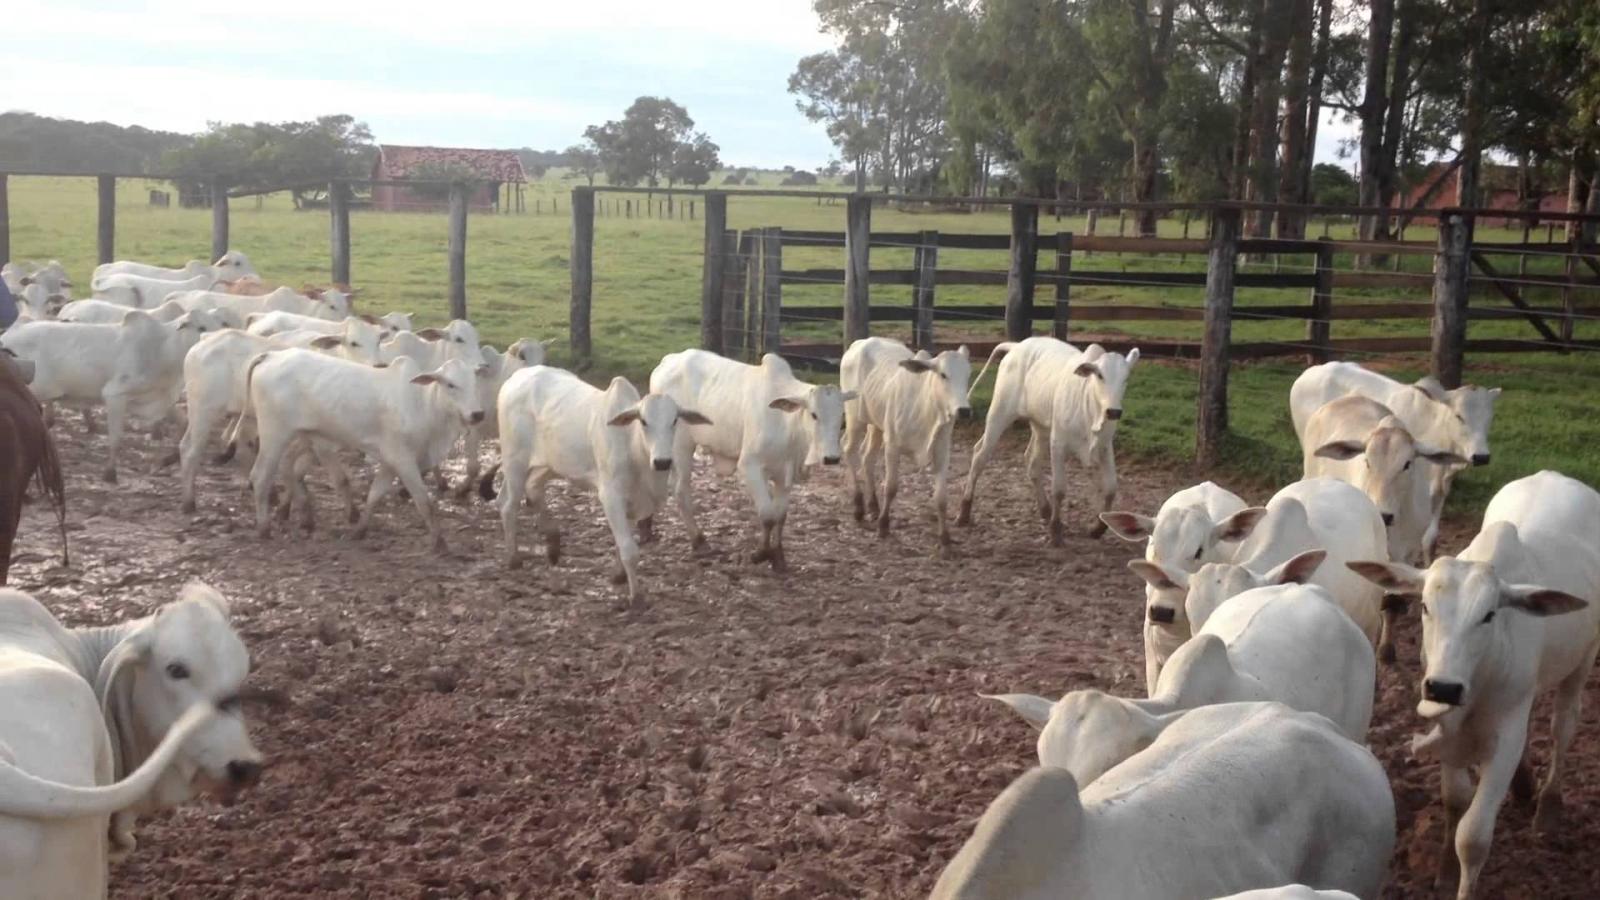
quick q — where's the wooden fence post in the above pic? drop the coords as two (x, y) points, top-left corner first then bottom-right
(1085, 208), (1099, 257)
(97, 175), (116, 265)
(1196, 207), (1241, 469)
(1053, 231), (1074, 341)
(721, 229), (745, 357)
(329, 181), (351, 286)
(211, 178), (229, 263)
(700, 192), (728, 352)
(569, 187), (595, 363)
(762, 227), (783, 355)
(1307, 240), (1334, 365)
(446, 182), (468, 320)
(1561, 231), (1579, 344)
(844, 194), (872, 348)
(742, 231), (760, 357)
(1005, 202), (1039, 341)
(1430, 212), (1470, 388)
(0, 174), (8, 267)
(912, 230), (939, 351)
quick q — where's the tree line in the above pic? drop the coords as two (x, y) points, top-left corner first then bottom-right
(789, 0), (1600, 236)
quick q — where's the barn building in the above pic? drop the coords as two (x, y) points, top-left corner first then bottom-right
(1401, 162), (1571, 227)
(370, 145), (527, 213)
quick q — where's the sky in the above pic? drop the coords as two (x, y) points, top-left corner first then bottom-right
(7, 0), (1358, 172)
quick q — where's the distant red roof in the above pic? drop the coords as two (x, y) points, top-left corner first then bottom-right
(372, 145), (526, 182)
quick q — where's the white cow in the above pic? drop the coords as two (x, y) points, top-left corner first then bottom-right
(1100, 481), (1254, 690)
(60, 298), (245, 330)
(1291, 361), (1499, 551)
(3, 260), (70, 300)
(232, 351), (485, 551)
(247, 310), (412, 341)
(169, 286), (354, 322)
(13, 283), (67, 321)
(378, 319), (481, 370)
(92, 250), (256, 286)
(1348, 470), (1600, 899)
(1131, 478), (1394, 663)
(959, 338), (1140, 543)
(457, 338), (549, 495)
(840, 338), (972, 549)
(1302, 394), (1466, 565)
(0, 583), (262, 898)
(988, 581), (1376, 787)
(1212, 889), (1360, 900)
(179, 318), (387, 519)
(648, 350), (853, 569)
(0, 309), (223, 481)
(93, 271), (222, 308)
(485, 367), (709, 608)
(930, 702), (1395, 900)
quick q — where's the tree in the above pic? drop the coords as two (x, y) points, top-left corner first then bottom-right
(160, 114), (374, 207)
(669, 133), (721, 188)
(564, 143), (600, 185)
(583, 97), (696, 188)
(1310, 162), (1359, 205)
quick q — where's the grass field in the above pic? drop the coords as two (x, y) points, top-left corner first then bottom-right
(8, 172), (1600, 513)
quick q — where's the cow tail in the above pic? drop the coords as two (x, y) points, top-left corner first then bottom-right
(219, 351), (271, 463)
(477, 463), (501, 502)
(34, 428), (68, 567)
(967, 341), (1016, 401)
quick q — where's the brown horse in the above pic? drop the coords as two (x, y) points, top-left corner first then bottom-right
(0, 347), (67, 584)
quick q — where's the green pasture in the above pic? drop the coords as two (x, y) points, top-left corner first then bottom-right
(8, 173), (1600, 513)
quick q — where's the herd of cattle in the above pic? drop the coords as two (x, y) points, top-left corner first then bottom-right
(0, 252), (1594, 899)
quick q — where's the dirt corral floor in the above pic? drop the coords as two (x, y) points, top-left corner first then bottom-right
(11, 418), (1600, 899)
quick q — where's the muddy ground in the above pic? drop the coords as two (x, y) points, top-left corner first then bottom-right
(10, 417), (1600, 899)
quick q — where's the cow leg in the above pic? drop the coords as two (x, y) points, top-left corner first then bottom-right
(308, 439), (358, 525)
(876, 437), (899, 539)
(959, 410), (1016, 527)
(930, 432), (953, 553)
(527, 472), (560, 565)
(599, 485), (645, 610)
(1044, 429), (1069, 547)
(457, 426), (482, 498)
(81, 407), (99, 434)
(1535, 638), (1600, 832)
(1453, 711), (1530, 899)
(0, 496), (17, 586)
(843, 410), (870, 522)
(1083, 441), (1116, 538)
(385, 456), (443, 552)
(743, 459), (781, 568)
(1023, 425), (1051, 522)
(248, 430), (294, 539)
(496, 460), (528, 569)
(1377, 594), (1403, 665)
(100, 393), (131, 483)
(672, 434), (706, 550)
(1436, 763), (1473, 892)
(178, 401), (219, 514)
(864, 427), (885, 521)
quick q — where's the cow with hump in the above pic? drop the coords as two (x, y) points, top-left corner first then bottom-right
(960, 337), (1140, 544)
(648, 350), (853, 570)
(0, 583), (262, 899)
(930, 702), (1394, 900)
(483, 367), (710, 610)
(1347, 470), (1600, 900)
(840, 337), (971, 551)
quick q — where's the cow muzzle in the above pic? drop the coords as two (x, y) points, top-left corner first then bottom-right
(1422, 678), (1464, 707)
(956, 407), (973, 420)
(1472, 453), (1491, 467)
(226, 759), (264, 788)
(1104, 408), (1123, 421)
(1381, 512), (1396, 527)
(468, 411), (485, 425)
(1147, 606), (1176, 625)
(652, 458), (673, 472)
(823, 455), (842, 466)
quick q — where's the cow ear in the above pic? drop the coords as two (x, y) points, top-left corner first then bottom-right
(837, 389), (859, 402)
(1125, 347), (1140, 365)
(94, 629), (153, 779)
(1127, 559), (1188, 592)
(608, 408), (642, 427)
(1413, 376), (1448, 401)
(980, 693), (1055, 731)
(1099, 512), (1156, 543)
(769, 397), (806, 413)
(898, 358), (935, 374)
(475, 364), (491, 376)
(956, 344), (970, 358)
(1265, 549), (1327, 585)
(410, 373), (441, 386)
(1419, 447), (1470, 467)
(181, 582), (231, 621)
(1313, 440), (1365, 461)
(310, 335), (342, 349)
(678, 409), (713, 426)
(1501, 584), (1588, 617)
(416, 328), (445, 340)
(1074, 362), (1102, 379)
(1346, 560), (1425, 597)
(1213, 507), (1269, 543)
(18, 275), (33, 286)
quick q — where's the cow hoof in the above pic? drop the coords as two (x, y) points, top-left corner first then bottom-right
(751, 546), (771, 564)
(611, 570), (629, 585)
(876, 517), (890, 538)
(432, 538), (449, 554)
(867, 501), (882, 520)
(346, 508), (361, 525)
(1087, 520), (1108, 538)
(158, 450), (180, 469)
(181, 499), (197, 515)
(1534, 793), (1564, 833)
(1037, 502), (1053, 522)
(505, 552), (524, 571)
(852, 493), (866, 522)
(101, 468), (118, 484)
(1512, 762), (1538, 807)
(768, 549), (787, 573)
(956, 499), (973, 526)
(351, 527), (369, 541)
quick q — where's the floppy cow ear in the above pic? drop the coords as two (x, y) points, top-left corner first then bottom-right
(415, 328), (445, 340)
(410, 373), (441, 386)
(475, 364), (492, 376)
(1346, 560), (1425, 597)
(1413, 376), (1447, 401)
(1501, 584), (1588, 617)
(678, 409), (713, 426)
(1265, 549), (1327, 585)
(1418, 447), (1470, 467)
(1213, 507), (1269, 543)
(1127, 559), (1189, 592)
(837, 389), (859, 402)
(181, 581), (231, 620)
(980, 693), (1055, 731)
(1074, 362), (1102, 379)
(94, 629), (153, 779)
(1125, 347), (1140, 365)
(1099, 512), (1156, 543)
(310, 335), (342, 349)
(898, 358), (936, 374)
(956, 344), (970, 358)
(1313, 440), (1365, 461)
(769, 397), (806, 413)
(608, 408), (642, 427)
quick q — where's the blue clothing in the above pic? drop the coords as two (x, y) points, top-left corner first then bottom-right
(0, 278), (17, 329)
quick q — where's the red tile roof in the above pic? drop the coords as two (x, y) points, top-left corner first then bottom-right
(374, 145), (526, 182)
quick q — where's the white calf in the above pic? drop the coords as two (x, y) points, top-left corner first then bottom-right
(931, 702), (1394, 900)
(457, 338), (548, 494)
(649, 350), (853, 568)
(0, 584), (261, 898)
(1348, 470), (1600, 899)
(92, 271), (221, 308)
(840, 338), (972, 549)
(1211, 889), (1360, 900)
(1303, 394), (1466, 565)
(0, 309), (222, 480)
(170, 286), (354, 322)
(3, 261), (70, 300)
(235, 351), (486, 550)
(961, 338), (1141, 543)
(378, 319), (481, 369)
(92, 250), (256, 286)
(989, 581), (1375, 788)
(486, 367), (709, 608)
(247, 310), (411, 341)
